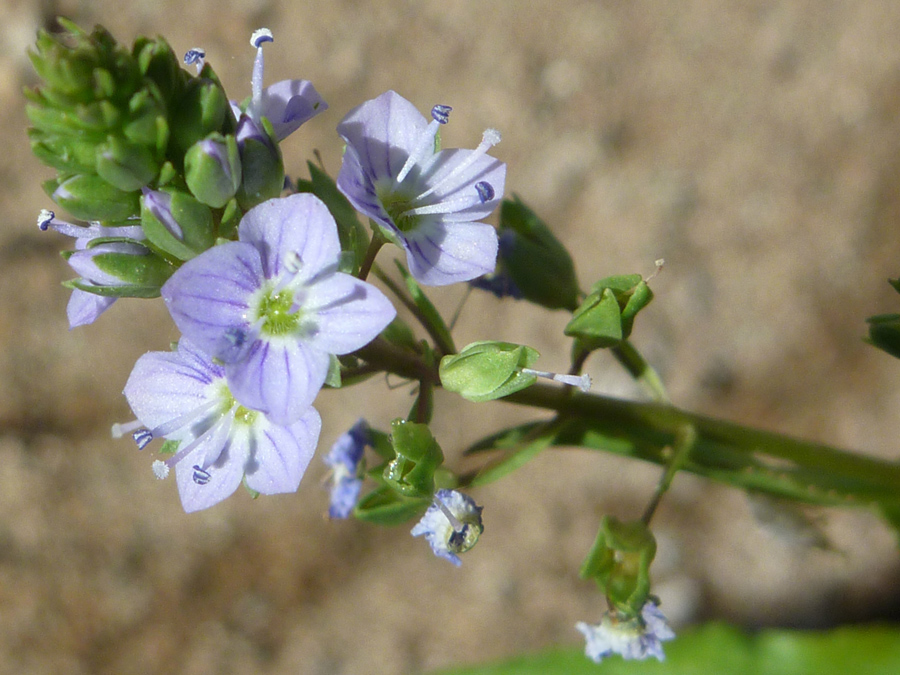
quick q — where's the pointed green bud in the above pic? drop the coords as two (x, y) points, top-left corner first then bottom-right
(62, 238), (172, 298)
(580, 516), (657, 615)
(132, 35), (184, 104)
(495, 196), (580, 311)
(235, 115), (285, 209)
(49, 174), (140, 222)
(440, 341), (541, 402)
(96, 135), (158, 191)
(169, 76), (230, 154)
(383, 420), (444, 498)
(141, 188), (215, 260)
(184, 133), (241, 207)
(565, 274), (654, 350)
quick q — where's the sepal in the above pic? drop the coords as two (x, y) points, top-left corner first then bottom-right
(48, 174), (140, 222)
(353, 486), (430, 526)
(235, 115), (285, 209)
(141, 187), (215, 260)
(565, 274), (654, 350)
(184, 133), (241, 207)
(440, 341), (540, 402)
(383, 419), (444, 498)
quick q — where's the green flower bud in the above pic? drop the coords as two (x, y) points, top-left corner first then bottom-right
(49, 174), (140, 222)
(96, 135), (158, 191)
(184, 133), (241, 207)
(383, 420), (444, 498)
(234, 115), (285, 209)
(565, 274), (654, 350)
(580, 516), (657, 615)
(169, 76), (230, 155)
(141, 187), (215, 260)
(440, 341), (540, 402)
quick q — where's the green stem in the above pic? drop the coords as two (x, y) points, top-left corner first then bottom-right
(641, 423), (697, 524)
(357, 231), (386, 281)
(611, 340), (670, 403)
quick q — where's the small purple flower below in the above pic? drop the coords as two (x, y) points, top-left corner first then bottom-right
(115, 339), (321, 513)
(337, 91), (506, 286)
(411, 489), (484, 566)
(161, 193), (397, 426)
(575, 600), (675, 664)
(323, 419), (370, 518)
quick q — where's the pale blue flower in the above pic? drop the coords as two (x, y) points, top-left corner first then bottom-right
(161, 193), (396, 426)
(323, 419), (369, 518)
(117, 339), (321, 513)
(575, 601), (675, 664)
(337, 91), (506, 286)
(411, 489), (484, 566)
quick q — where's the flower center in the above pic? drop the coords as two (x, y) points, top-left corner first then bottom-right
(254, 284), (302, 336)
(378, 188), (421, 233)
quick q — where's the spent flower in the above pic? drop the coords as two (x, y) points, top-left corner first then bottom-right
(411, 489), (484, 566)
(162, 193), (397, 425)
(116, 338), (321, 512)
(575, 600), (675, 664)
(323, 419), (369, 518)
(337, 90), (505, 286)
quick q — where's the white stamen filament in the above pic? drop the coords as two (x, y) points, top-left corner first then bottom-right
(400, 191), (485, 218)
(249, 28), (274, 117)
(435, 497), (465, 533)
(521, 368), (592, 392)
(150, 398), (222, 439)
(154, 407), (236, 478)
(413, 128), (501, 203)
(111, 419), (143, 439)
(395, 119), (443, 185)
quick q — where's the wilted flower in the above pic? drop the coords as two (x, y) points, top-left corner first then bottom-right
(323, 419), (369, 518)
(115, 339), (322, 513)
(337, 90), (506, 286)
(162, 193), (396, 425)
(575, 600), (675, 664)
(411, 489), (484, 566)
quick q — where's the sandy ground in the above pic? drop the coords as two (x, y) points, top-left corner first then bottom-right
(1, 0), (899, 673)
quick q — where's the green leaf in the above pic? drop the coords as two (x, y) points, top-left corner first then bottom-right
(469, 429), (556, 487)
(395, 261), (456, 354)
(426, 623), (900, 675)
(866, 313), (900, 359)
(353, 486), (430, 526)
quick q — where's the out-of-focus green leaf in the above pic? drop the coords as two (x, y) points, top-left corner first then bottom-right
(426, 623), (900, 675)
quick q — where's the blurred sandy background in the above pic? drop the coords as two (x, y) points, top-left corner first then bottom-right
(2, 0), (900, 673)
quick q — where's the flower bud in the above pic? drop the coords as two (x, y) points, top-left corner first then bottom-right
(234, 115), (285, 209)
(141, 187), (215, 260)
(169, 76), (231, 154)
(96, 135), (158, 192)
(49, 174), (141, 222)
(184, 133), (241, 207)
(65, 240), (172, 294)
(439, 340), (540, 402)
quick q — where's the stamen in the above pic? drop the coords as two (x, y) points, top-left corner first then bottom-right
(399, 183), (494, 218)
(111, 419), (142, 438)
(395, 104), (452, 184)
(413, 128), (502, 202)
(435, 496), (465, 533)
(249, 29), (274, 117)
(431, 104), (452, 124)
(521, 368), (592, 392)
(284, 250), (303, 274)
(156, 408), (235, 476)
(192, 465), (212, 485)
(132, 429), (153, 450)
(149, 398), (221, 438)
(184, 47), (206, 73)
(37, 209), (54, 230)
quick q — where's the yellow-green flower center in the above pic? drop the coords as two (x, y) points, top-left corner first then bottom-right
(255, 286), (302, 336)
(378, 188), (421, 233)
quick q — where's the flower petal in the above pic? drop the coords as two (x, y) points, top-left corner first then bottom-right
(304, 272), (396, 354)
(67, 289), (116, 328)
(336, 90), (430, 184)
(162, 241), (263, 358)
(404, 220), (499, 286)
(225, 339), (330, 426)
(175, 418), (247, 513)
(335, 143), (397, 233)
(244, 407), (321, 494)
(260, 80), (328, 141)
(238, 193), (341, 281)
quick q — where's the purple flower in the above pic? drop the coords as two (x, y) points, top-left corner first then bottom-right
(233, 28), (327, 142)
(116, 339), (321, 513)
(161, 193), (397, 426)
(575, 601), (675, 664)
(411, 489), (484, 566)
(38, 209), (146, 328)
(337, 91), (506, 286)
(323, 419), (369, 518)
